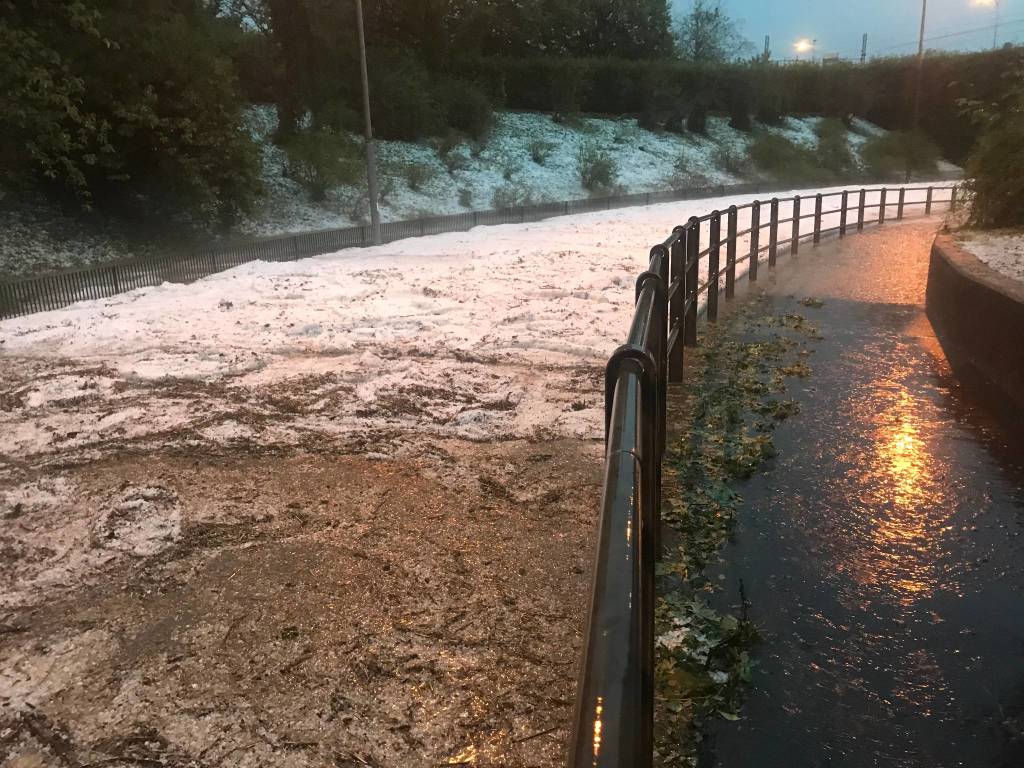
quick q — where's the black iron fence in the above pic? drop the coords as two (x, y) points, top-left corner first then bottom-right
(567, 183), (961, 768)
(0, 175), (960, 321)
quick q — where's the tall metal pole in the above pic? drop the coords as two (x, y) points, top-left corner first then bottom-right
(993, 0), (1001, 49)
(861, 33), (868, 65)
(908, 0), (927, 182)
(355, 0), (381, 245)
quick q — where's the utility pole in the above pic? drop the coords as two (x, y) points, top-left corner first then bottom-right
(355, 0), (381, 246)
(993, 0), (1001, 49)
(861, 33), (868, 65)
(908, 0), (927, 182)
(764, 35), (771, 62)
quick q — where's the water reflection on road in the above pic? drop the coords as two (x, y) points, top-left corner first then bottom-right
(701, 224), (1024, 768)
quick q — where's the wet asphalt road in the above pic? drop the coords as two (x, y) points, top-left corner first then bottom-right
(701, 222), (1024, 768)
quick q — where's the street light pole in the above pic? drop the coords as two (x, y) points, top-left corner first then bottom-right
(355, 0), (381, 246)
(993, 0), (1001, 49)
(908, 0), (927, 182)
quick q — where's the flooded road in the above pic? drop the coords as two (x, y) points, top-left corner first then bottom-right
(702, 222), (1024, 768)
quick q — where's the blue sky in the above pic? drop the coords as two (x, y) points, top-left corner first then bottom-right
(670, 0), (1022, 60)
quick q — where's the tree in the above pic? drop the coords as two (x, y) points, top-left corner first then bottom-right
(0, 0), (260, 225)
(960, 62), (1024, 227)
(676, 0), (751, 63)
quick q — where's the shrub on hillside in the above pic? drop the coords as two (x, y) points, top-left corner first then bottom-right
(748, 134), (831, 184)
(961, 65), (1024, 227)
(577, 143), (617, 193)
(369, 52), (444, 140)
(860, 131), (939, 181)
(530, 140), (555, 165)
(713, 146), (751, 178)
(283, 129), (363, 202)
(400, 162), (436, 192)
(687, 104), (709, 134)
(491, 183), (535, 209)
(435, 78), (493, 140)
(815, 118), (856, 177)
(0, 0), (261, 225)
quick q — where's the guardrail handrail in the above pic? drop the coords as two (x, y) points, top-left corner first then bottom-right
(0, 176), (961, 321)
(568, 182), (962, 768)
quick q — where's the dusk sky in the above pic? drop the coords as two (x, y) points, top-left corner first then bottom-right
(670, 0), (1021, 61)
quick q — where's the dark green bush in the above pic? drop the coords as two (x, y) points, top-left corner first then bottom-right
(491, 183), (535, 209)
(963, 65), (1024, 227)
(530, 140), (555, 165)
(687, 103), (709, 134)
(283, 130), (363, 201)
(435, 78), (493, 140)
(0, 0), (261, 225)
(369, 51), (444, 140)
(577, 142), (617, 192)
(815, 118), (856, 177)
(860, 131), (939, 181)
(401, 162), (436, 191)
(748, 134), (832, 185)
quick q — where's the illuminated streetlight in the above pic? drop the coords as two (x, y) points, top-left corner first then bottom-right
(794, 37), (817, 61)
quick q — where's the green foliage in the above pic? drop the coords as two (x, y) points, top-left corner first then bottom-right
(676, 0), (752, 63)
(712, 146), (751, 178)
(860, 131), (939, 181)
(815, 118), (856, 177)
(458, 187), (473, 208)
(283, 129), (362, 202)
(491, 182), (534, 209)
(400, 161), (435, 192)
(961, 64), (1024, 227)
(0, 0), (261, 225)
(577, 142), (617, 192)
(435, 78), (493, 140)
(748, 134), (829, 184)
(529, 139), (555, 165)
(686, 103), (709, 134)
(368, 51), (444, 141)
(441, 149), (469, 175)
(656, 301), (822, 765)
(748, 123), (862, 185)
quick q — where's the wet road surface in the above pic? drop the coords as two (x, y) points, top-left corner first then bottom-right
(702, 222), (1024, 768)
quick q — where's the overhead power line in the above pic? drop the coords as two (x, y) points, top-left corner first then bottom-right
(867, 16), (1024, 56)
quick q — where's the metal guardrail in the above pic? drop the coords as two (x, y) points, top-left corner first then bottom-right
(0, 174), (961, 321)
(568, 183), (961, 768)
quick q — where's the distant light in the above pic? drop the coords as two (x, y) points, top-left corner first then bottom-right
(794, 38), (814, 53)
(972, 0), (997, 7)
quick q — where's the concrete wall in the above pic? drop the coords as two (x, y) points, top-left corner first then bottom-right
(926, 234), (1024, 430)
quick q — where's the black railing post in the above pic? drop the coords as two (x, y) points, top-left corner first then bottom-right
(725, 206), (737, 300)
(749, 201), (760, 282)
(791, 195), (801, 255)
(768, 198), (779, 267)
(857, 189), (866, 232)
(684, 217), (699, 346)
(813, 194), (822, 244)
(879, 188), (887, 224)
(669, 227), (685, 382)
(840, 191), (849, 237)
(708, 211), (721, 322)
(898, 188), (906, 220)
(925, 186), (933, 216)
